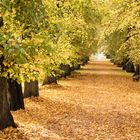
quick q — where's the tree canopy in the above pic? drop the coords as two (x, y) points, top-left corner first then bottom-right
(0, 0), (101, 83)
(0, 0), (139, 82)
(100, 0), (140, 65)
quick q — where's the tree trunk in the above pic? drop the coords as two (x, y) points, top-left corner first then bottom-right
(0, 15), (16, 130)
(0, 77), (16, 130)
(74, 64), (81, 70)
(8, 79), (25, 111)
(70, 64), (81, 71)
(60, 64), (71, 78)
(135, 65), (140, 75)
(133, 65), (140, 81)
(42, 76), (57, 85)
(81, 56), (89, 66)
(24, 80), (39, 98)
(122, 59), (129, 70)
(125, 61), (135, 73)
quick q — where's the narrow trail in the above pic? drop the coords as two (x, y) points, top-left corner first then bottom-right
(1, 59), (140, 140)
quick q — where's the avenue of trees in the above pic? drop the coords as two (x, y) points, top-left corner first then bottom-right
(0, 0), (101, 129)
(0, 0), (139, 130)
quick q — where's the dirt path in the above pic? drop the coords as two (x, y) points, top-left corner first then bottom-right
(0, 59), (140, 140)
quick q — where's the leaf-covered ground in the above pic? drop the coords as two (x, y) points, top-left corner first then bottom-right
(0, 59), (140, 140)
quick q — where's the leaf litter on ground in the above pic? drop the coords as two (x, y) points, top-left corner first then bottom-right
(0, 60), (140, 140)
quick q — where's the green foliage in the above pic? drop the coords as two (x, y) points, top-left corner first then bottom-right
(0, 0), (101, 83)
(100, 0), (140, 65)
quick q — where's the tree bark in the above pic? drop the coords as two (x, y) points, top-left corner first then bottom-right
(0, 77), (16, 130)
(8, 79), (25, 111)
(133, 65), (140, 81)
(125, 61), (135, 73)
(81, 56), (89, 66)
(24, 80), (39, 98)
(74, 64), (81, 70)
(60, 64), (71, 78)
(135, 65), (140, 75)
(70, 64), (81, 71)
(42, 76), (57, 85)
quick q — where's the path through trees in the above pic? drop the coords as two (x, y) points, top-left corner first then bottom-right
(0, 59), (140, 139)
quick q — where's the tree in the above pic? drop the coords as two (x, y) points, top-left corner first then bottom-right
(0, 0), (102, 129)
(99, 0), (139, 75)
(0, 0), (47, 129)
(0, 77), (16, 130)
